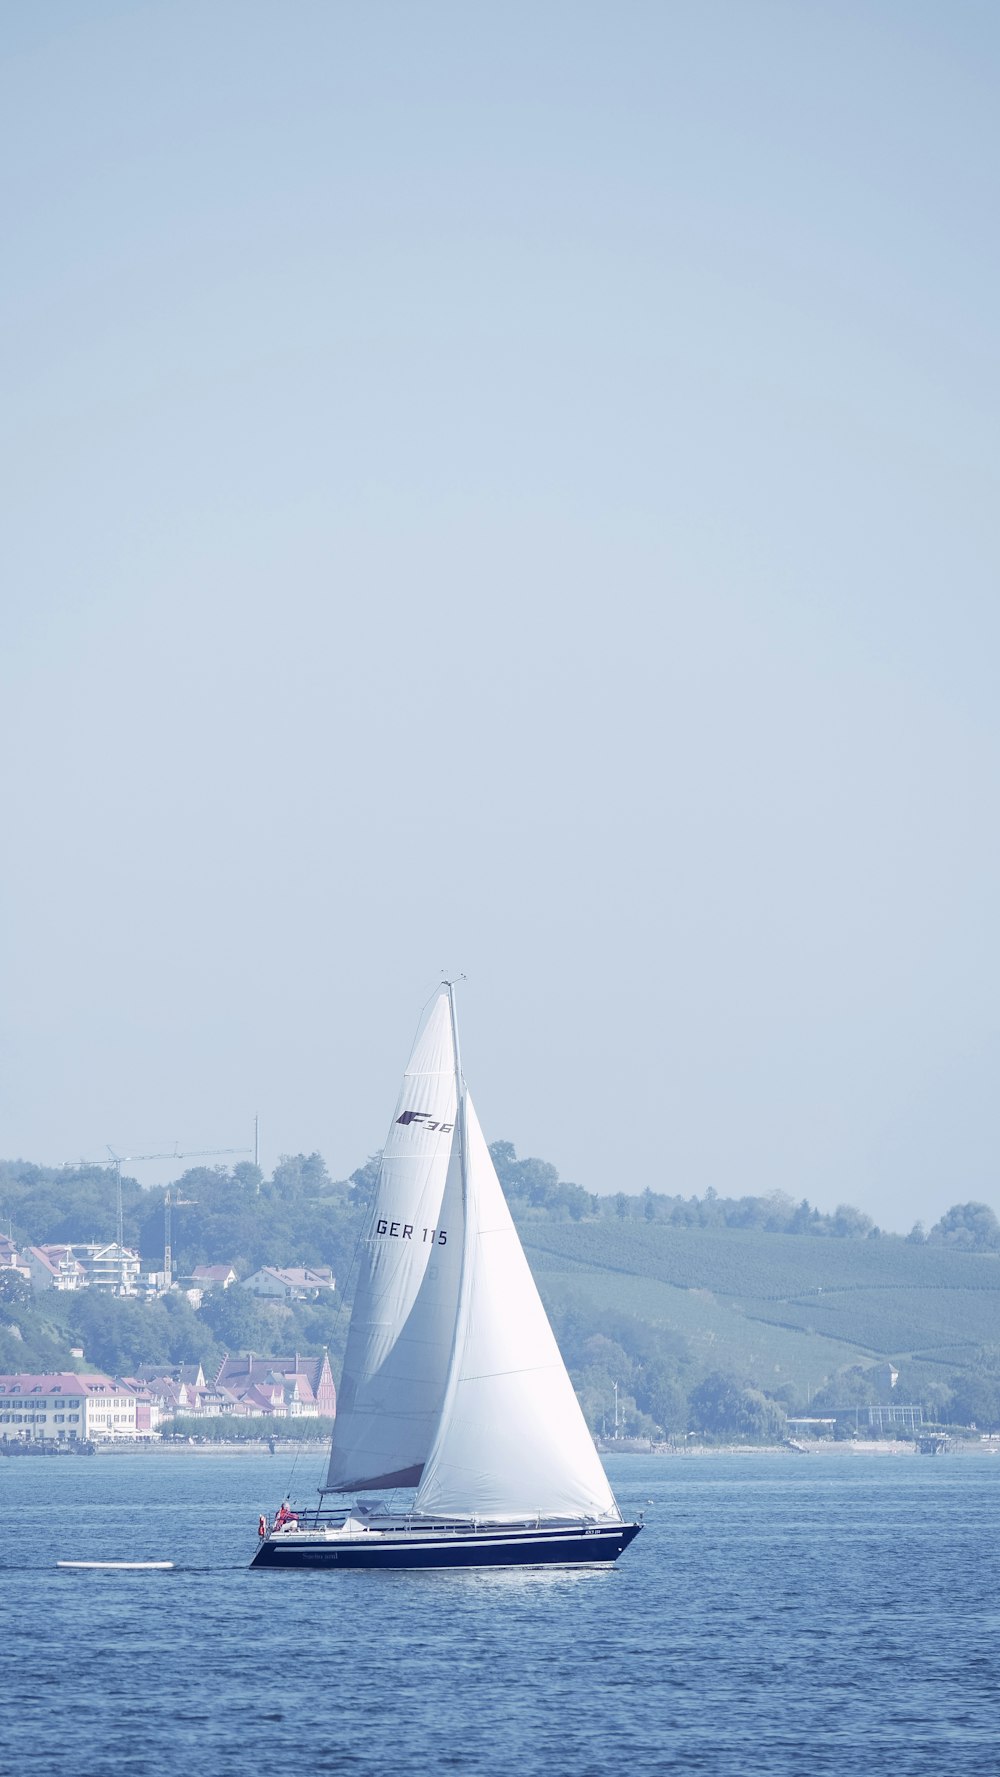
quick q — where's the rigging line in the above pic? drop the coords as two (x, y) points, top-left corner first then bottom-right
(284, 1440), (303, 1503)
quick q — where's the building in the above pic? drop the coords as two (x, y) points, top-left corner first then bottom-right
(27, 1242), (141, 1295)
(127, 1352), (337, 1422)
(190, 1264), (238, 1289)
(117, 1380), (163, 1434)
(0, 1373), (140, 1442)
(0, 1237), (30, 1281)
(78, 1243), (142, 1293)
(215, 1351), (337, 1419)
(243, 1265), (335, 1302)
(27, 1245), (86, 1291)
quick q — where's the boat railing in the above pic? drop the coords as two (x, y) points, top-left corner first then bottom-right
(297, 1508), (620, 1537)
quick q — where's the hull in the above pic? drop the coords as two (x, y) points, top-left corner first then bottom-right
(251, 1521), (641, 1571)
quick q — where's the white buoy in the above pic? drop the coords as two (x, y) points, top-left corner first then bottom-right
(57, 1560), (174, 1570)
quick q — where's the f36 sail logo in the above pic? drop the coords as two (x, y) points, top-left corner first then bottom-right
(396, 1110), (453, 1134)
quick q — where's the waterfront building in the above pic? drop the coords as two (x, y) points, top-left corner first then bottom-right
(124, 1353), (337, 1422)
(117, 1379), (163, 1434)
(0, 1372), (140, 1442)
(215, 1351), (336, 1417)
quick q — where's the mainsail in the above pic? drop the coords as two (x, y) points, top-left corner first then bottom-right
(325, 994), (464, 1491)
(327, 985), (619, 1524)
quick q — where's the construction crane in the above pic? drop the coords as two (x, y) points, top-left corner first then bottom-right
(162, 1185), (198, 1289)
(68, 1144), (251, 1281)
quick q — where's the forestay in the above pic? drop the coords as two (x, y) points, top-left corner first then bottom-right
(325, 995), (465, 1492)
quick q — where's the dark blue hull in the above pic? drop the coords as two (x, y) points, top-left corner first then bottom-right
(251, 1522), (641, 1570)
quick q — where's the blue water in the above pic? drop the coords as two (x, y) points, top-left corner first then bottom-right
(2, 1449), (997, 1776)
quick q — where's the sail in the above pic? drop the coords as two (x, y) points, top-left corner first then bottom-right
(325, 993), (464, 1491)
(413, 1095), (619, 1523)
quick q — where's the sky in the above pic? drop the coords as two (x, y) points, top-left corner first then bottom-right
(2, 2), (999, 1232)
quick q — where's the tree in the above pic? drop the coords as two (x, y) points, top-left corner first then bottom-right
(348, 1155), (381, 1209)
(830, 1204), (876, 1239)
(811, 1366), (880, 1410)
(197, 1284), (277, 1351)
(928, 1203), (1000, 1252)
(948, 1373), (1000, 1429)
(69, 1294), (171, 1373)
(0, 1271), (30, 1312)
(232, 1161), (264, 1198)
(637, 1361), (688, 1434)
(688, 1371), (786, 1440)
(269, 1153), (332, 1204)
(689, 1372), (746, 1435)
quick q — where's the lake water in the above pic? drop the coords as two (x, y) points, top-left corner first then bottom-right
(2, 1448), (997, 1776)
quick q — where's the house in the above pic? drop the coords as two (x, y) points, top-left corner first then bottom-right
(117, 1379), (163, 1434)
(0, 1372), (140, 1442)
(243, 1265), (335, 1302)
(27, 1246), (86, 1291)
(77, 1243), (141, 1294)
(215, 1351), (337, 1419)
(129, 1353), (337, 1423)
(190, 1264), (238, 1289)
(0, 1237), (30, 1281)
(27, 1242), (141, 1295)
(133, 1362), (207, 1390)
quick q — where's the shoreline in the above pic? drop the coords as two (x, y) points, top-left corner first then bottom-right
(81, 1437), (988, 1458)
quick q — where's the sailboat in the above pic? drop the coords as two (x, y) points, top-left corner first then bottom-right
(251, 983), (642, 1570)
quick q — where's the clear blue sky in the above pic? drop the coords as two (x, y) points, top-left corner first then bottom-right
(2, 2), (998, 1230)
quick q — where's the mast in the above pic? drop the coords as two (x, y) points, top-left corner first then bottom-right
(445, 979), (469, 1210)
(411, 981), (474, 1515)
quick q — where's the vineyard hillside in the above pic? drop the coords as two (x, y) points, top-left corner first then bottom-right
(521, 1222), (1000, 1398)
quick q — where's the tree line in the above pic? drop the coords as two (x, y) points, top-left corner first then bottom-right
(2, 1145), (998, 1437)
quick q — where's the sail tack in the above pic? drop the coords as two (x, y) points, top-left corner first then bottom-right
(325, 995), (464, 1492)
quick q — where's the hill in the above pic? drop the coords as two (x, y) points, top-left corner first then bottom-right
(3, 1146), (999, 1437)
(521, 1220), (1000, 1403)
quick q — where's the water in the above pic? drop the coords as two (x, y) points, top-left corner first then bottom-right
(2, 1449), (997, 1776)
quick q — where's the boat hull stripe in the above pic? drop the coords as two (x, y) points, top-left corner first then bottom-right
(251, 1524), (641, 1570)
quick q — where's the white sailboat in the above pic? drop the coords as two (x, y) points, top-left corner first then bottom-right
(251, 984), (641, 1570)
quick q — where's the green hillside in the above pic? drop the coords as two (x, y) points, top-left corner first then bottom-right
(3, 1149), (999, 1436)
(522, 1221), (1000, 1398)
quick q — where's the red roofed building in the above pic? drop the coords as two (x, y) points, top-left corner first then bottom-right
(27, 1246), (86, 1291)
(215, 1352), (336, 1418)
(0, 1372), (141, 1441)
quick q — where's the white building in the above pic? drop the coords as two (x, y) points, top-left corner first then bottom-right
(0, 1372), (140, 1442)
(28, 1246), (86, 1291)
(190, 1264), (238, 1289)
(243, 1266), (335, 1302)
(27, 1243), (141, 1295)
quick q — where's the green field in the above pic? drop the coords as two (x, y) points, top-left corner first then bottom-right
(521, 1221), (1000, 1396)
